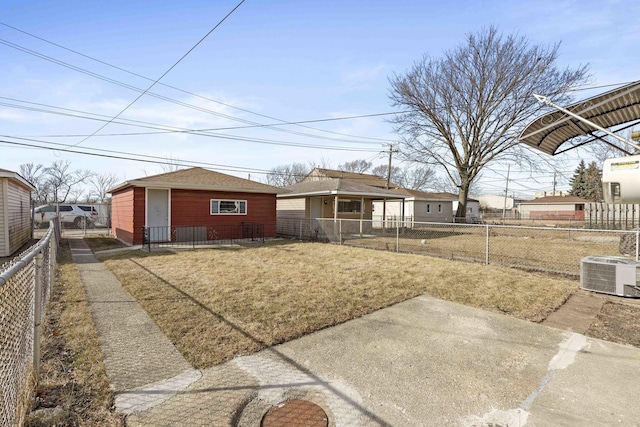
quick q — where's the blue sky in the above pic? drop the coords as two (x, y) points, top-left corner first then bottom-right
(1, 0), (638, 197)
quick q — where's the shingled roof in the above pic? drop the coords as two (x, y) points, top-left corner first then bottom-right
(307, 168), (401, 189)
(278, 178), (404, 199)
(108, 167), (280, 194)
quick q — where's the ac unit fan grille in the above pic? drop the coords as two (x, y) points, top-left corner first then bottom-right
(582, 262), (617, 294)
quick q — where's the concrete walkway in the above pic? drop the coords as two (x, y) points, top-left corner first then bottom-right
(67, 238), (200, 415)
(542, 289), (606, 333)
(70, 239), (640, 426)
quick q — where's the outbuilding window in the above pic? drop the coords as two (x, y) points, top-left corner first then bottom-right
(211, 199), (247, 215)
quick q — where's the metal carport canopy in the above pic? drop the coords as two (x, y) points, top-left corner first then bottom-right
(519, 80), (640, 156)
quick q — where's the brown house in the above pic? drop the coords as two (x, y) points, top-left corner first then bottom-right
(108, 167), (280, 245)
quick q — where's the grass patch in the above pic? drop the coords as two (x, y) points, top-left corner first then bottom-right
(26, 240), (123, 426)
(586, 301), (640, 347)
(99, 241), (577, 369)
(83, 236), (127, 253)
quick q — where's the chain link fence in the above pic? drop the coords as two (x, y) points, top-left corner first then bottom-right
(278, 218), (638, 277)
(0, 221), (59, 427)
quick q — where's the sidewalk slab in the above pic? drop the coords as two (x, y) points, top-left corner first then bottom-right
(542, 290), (605, 333)
(68, 238), (197, 398)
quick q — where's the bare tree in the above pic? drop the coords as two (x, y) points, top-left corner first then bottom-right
(266, 163), (310, 187)
(338, 159), (373, 173)
(371, 164), (435, 191)
(389, 26), (589, 221)
(19, 163), (48, 204)
(43, 161), (94, 203)
(90, 172), (119, 202)
(157, 156), (184, 173)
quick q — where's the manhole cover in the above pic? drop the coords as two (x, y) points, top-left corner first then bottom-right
(261, 399), (328, 427)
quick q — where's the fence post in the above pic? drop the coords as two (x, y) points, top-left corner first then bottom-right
(636, 229), (639, 262)
(485, 225), (490, 265)
(339, 219), (343, 245)
(299, 219), (303, 241)
(396, 222), (399, 252)
(33, 251), (43, 382)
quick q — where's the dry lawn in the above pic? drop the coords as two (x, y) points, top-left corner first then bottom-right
(26, 240), (123, 426)
(83, 236), (127, 252)
(99, 241), (577, 369)
(340, 226), (624, 275)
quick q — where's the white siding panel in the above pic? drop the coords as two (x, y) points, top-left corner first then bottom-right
(276, 198), (306, 218)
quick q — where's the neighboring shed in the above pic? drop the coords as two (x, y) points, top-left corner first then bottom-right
(0, 169), (35, 257)
(518, 195), (588, 220)
(108, 167), (279, 245)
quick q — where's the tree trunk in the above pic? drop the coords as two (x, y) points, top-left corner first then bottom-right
(455, 179), (470, 223)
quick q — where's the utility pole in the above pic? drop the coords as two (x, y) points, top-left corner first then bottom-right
(552, 172), (557, 196)
(502, 164), (510, 222)
(383, 143), (399, 189)
(381, 143), (399, 230)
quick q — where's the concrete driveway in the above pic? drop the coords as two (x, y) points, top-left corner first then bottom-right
(124, 296), (640, 426)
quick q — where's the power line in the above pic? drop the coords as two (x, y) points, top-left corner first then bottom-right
(0, 96), (397, 141)
(0, 37), (389, 145)
(0, 137), (270, 174)
(0, 99), (379, 152)
(566, 81), (638, 93)
(1, 136), (394, 181)
(68, 0), (246, 148)
(0, 22), (395, 144)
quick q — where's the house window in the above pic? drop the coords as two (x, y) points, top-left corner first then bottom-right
(338, 200), (361, 213)
(211, 199), (247, 215)
(438, 204), (442, 213)
(427, 204), (431, 213)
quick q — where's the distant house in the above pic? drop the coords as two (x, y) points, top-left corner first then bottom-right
(0, 169), (35, 257)
(277, 178), (403, 221)
(372, 189), (480, 224)
(517, 195), (589, 220)
(108, 167), (280, 245)
(278, 168), (478, 225)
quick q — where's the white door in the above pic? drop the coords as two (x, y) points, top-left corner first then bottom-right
(147, 189), (169, 242)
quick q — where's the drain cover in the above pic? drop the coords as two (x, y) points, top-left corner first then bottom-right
(261, 399), (328, 427)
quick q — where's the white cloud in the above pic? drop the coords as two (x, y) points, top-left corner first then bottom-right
(339, 64), (387, 88)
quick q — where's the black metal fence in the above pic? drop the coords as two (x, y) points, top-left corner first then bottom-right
(142, 223), (264, 250)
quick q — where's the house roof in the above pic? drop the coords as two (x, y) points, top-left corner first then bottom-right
(308, 168), (401, 188)
(0, 168), (36, 191)
(518, 195), (589, 205)
(278, 178), (405, 199)
(108, 167), (281, 194)
(519, 81), (640, 156)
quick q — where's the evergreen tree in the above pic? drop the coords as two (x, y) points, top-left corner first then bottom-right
(569, 160), (587, 197)
(569, 160), (603, 201)
(583, 161), (603, 201)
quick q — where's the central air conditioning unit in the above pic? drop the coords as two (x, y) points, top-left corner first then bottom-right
(580, 256), (640, 297)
